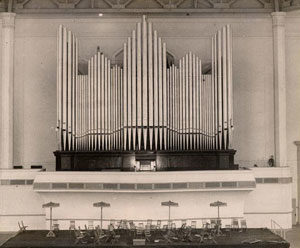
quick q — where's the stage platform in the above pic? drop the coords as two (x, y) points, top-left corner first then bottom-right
(1, 229), (289, 248)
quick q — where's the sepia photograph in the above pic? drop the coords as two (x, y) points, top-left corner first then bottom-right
(0, 0), (299, 247)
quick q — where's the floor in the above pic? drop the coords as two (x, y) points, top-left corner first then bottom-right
(0, 229), (289, 248)
(286, 225), (300, 248)
(0, 226), (298, 247)
(0, 234), (15, 247)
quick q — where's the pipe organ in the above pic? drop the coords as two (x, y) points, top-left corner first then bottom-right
(57, 16), (233, 153)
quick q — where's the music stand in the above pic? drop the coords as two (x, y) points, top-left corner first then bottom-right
(42, 202), (60, 238)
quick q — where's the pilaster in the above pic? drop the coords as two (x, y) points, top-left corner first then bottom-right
(271, 12), (287, 167)
(1, 12), (16, 169)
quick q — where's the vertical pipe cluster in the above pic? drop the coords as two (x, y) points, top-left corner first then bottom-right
(120, 15), (168, 151)
(57, 25), (78, 151)
(76, 54), (123, 151)
(211, 25), (233, 150)
(57, 17), (233, 151)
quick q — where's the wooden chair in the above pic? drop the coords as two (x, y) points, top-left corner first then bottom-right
(74, 228), (87, 244)
(106, 224), (120, 244)
(69, 220), (76, 231)
(224, 224), (232, 236)
(109, 219), (115, 229)
(136, 223), (144, 238)
(231, 218), (239, 231)
(145, 224), (151, 242)
(93, 227), (107, 244)
(162, 224), (168, 231)
(171, 222), (176, 230)
(18, 221), (28, 232)
(121, 220), (128, 229)
(184, 227), (195, 242)
(202, 219), (210, 229)
(240, 219), (247, 231)
(181, 219), (187, 229)
(210, 219), (217, 229)
(52, 219), (59, 231)
(156, 220), (161, 229)
(215, 219), (222, 235)
(87, 220), (94, 230)
(191, 220), (197, 229)
(129, 220), (136, 232)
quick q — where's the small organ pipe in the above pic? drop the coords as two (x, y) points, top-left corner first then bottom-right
(148, 22), (153, 150)
(132, 30), (137, 150)
(127, 37), (132, 150)
(153, 30), (158, 150)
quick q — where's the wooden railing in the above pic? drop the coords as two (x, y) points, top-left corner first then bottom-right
(271, 219), (286, 239)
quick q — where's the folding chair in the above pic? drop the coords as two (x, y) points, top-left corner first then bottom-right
(136, 223), (144, 239)
(69, 220), (76, 231)
(74, 229), (87, 244)
(156, 220), (161, 229)
(202, 219), (210, 229)
(240, 219), (247, 232)
(129, 220), (136, 232)
(171, 222), (176, 230)
(181, 219), (187, 229)
(162, 224), (168, 231)
(94, 227), (107, 244)
(18, 221), (28, 232)
(88, 220), (94, 230)
(224, 224), (232, 236)
(121, 220), (128, 229)
(231, 218), (239, 231)
(145, 224), (151, 242)
(52, 219), (59, 231)
(116, 220), (121, 229)
(210, 219), (217, 229)
(106, 224), (120, 244)
(191, 220), (197, 229)
(109, 219), (115, 229)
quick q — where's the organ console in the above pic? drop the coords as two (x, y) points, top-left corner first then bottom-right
(55, 16), (236, 171)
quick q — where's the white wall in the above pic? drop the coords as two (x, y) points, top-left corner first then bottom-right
(285, 12), (300, 211)
(0, 185), (46, 231)
(244, 167), (293, 229)
(0, 168), (292, 231)
(3, 12), (300, 224)
(0, 170), (45, 231)
(0, 19), (2, 153)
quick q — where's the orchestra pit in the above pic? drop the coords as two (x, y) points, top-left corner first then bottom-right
(0, 0), (300, 247)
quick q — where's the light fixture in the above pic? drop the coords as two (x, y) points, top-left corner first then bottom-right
(98, 13), (103, 17)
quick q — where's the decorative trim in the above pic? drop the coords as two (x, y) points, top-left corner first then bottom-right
(294, 141), (300, 147)
(255, 177), (292, 184)
(33, 180), (256, 192)
(0, 213), (45, 217)
(244, 211), (292, 215)
(1, 13), (16, 29)
(271, 11), (286, 27)
(0, 179), (34, 185)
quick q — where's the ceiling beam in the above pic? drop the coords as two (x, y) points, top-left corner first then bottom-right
(12, 7), (274, 14)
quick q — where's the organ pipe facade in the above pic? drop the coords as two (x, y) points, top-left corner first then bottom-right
(57, 16), (233, 152)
